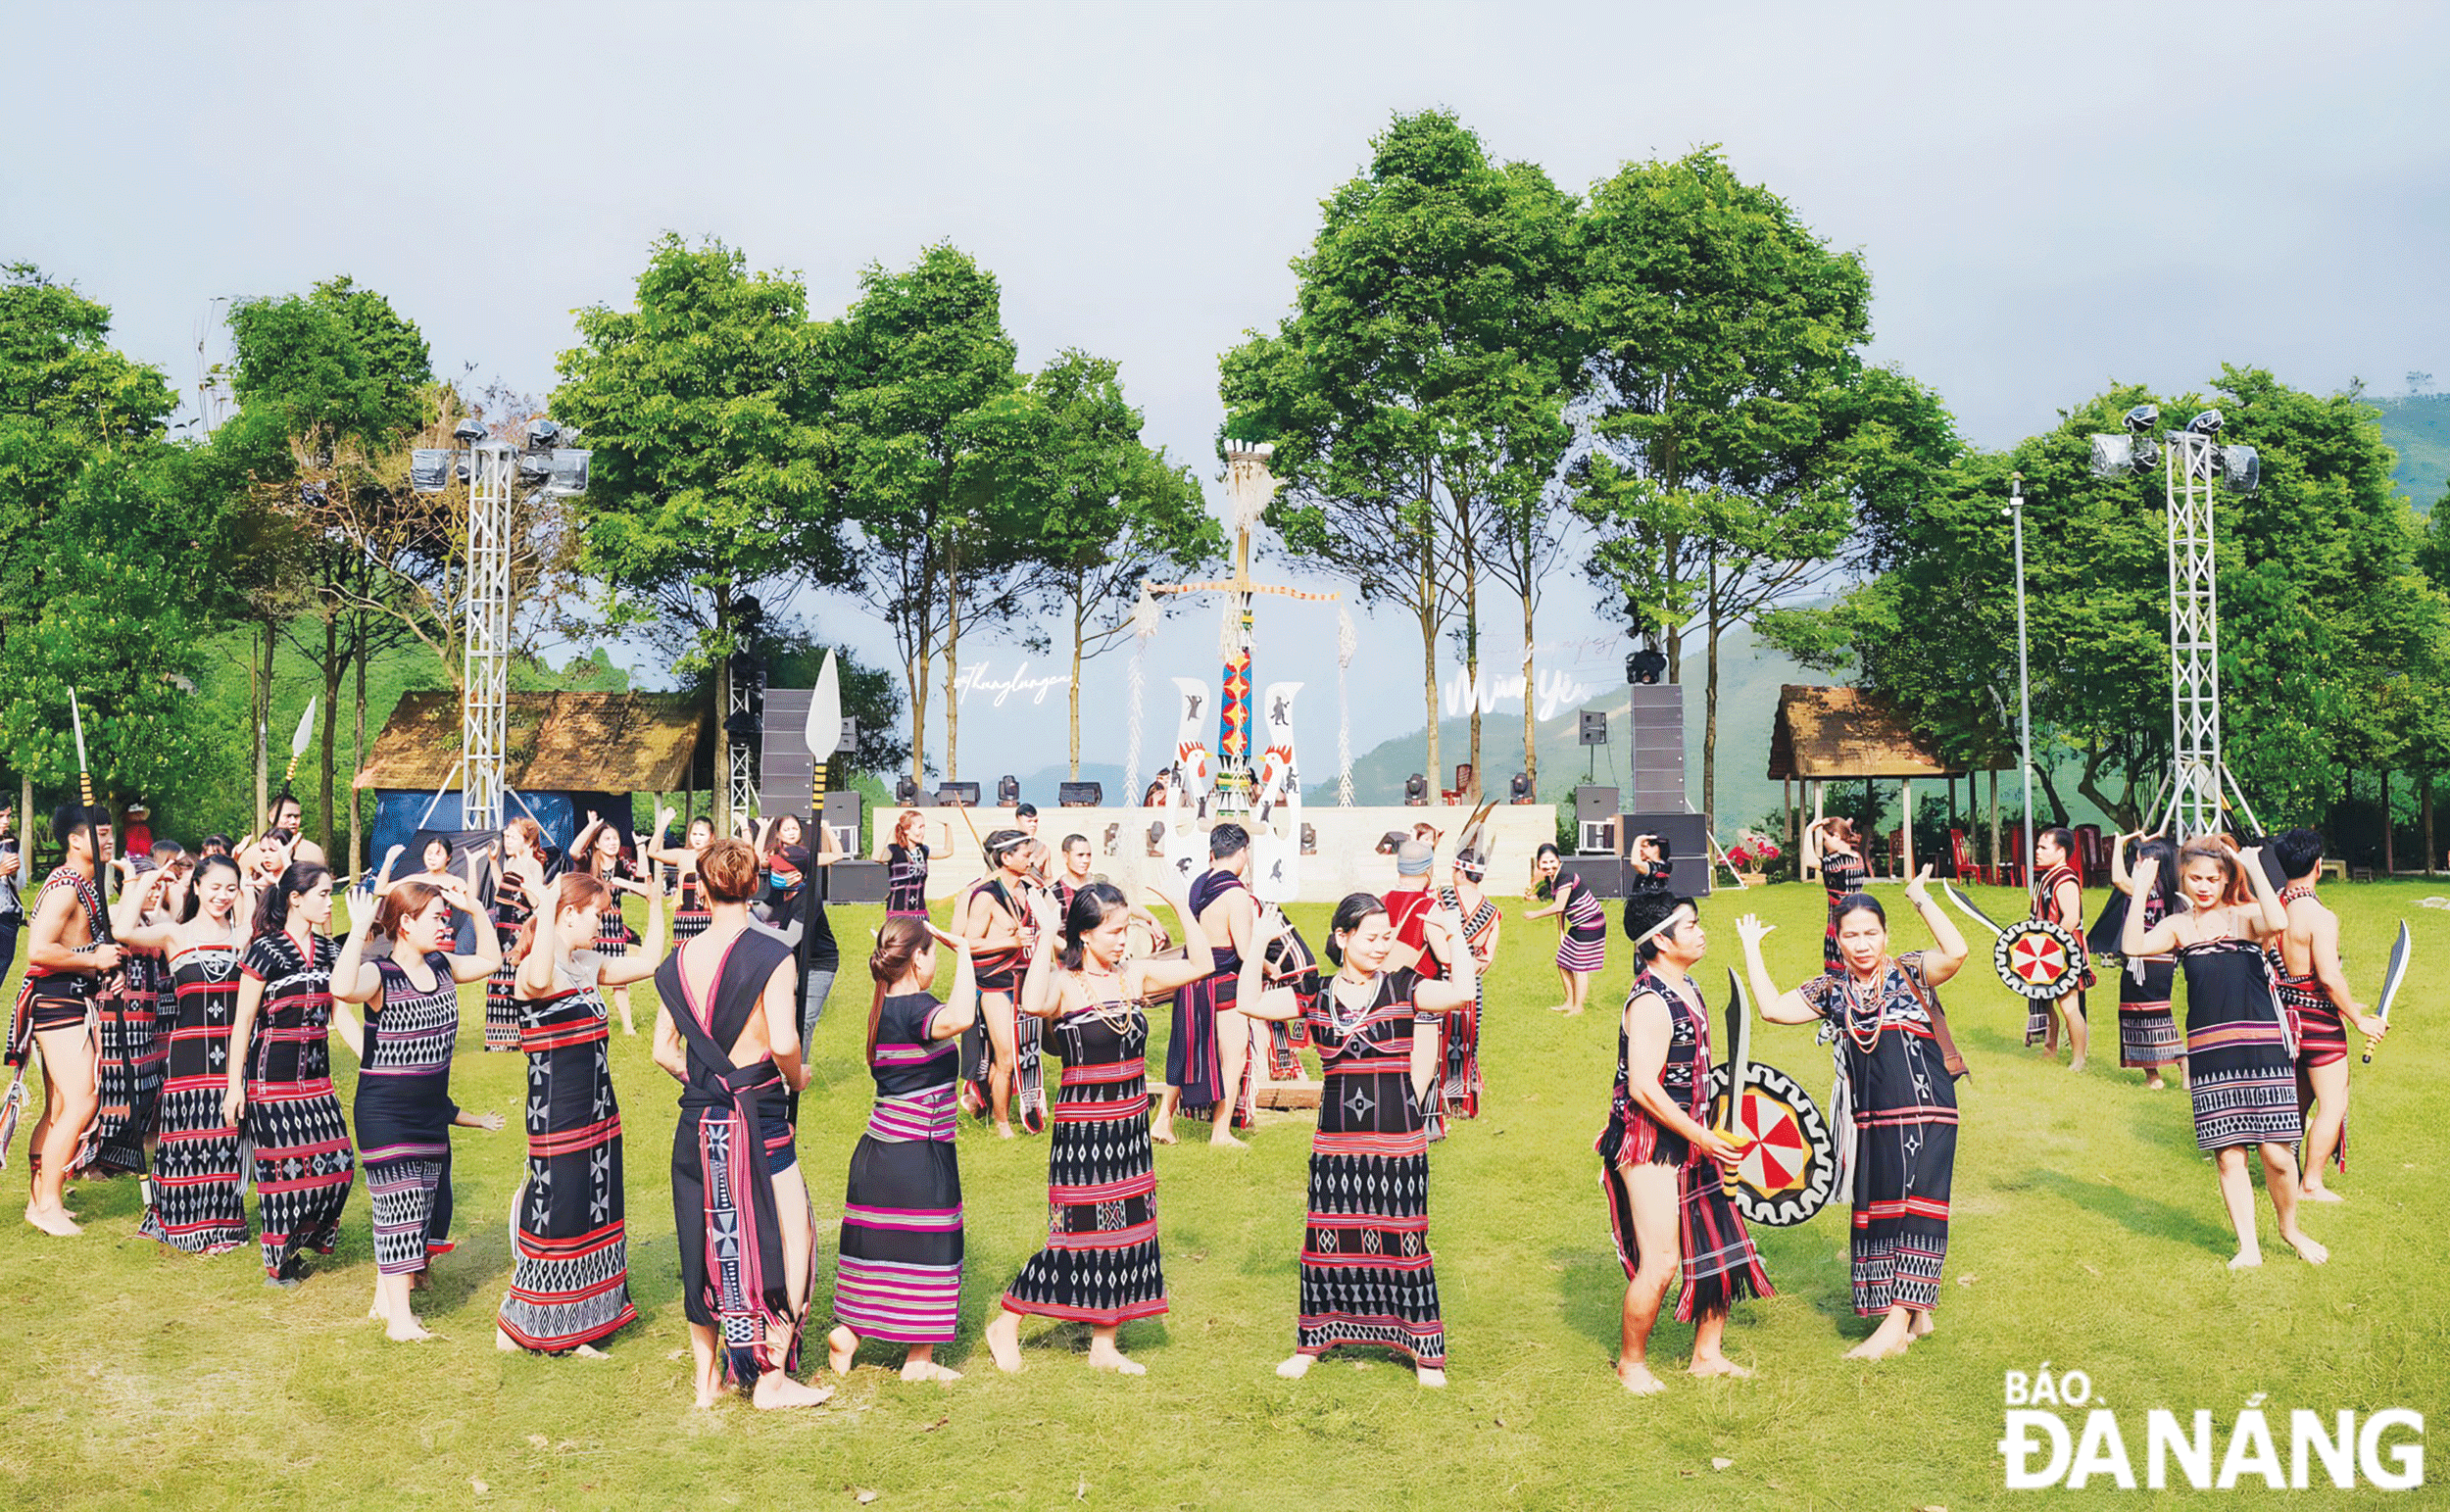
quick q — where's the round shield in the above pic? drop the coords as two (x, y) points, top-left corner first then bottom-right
(1703, 1060), (1837, 1228)
(1994, 917), (2084, 1000)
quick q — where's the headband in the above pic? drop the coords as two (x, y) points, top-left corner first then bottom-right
(1635, 904), (1693, 949)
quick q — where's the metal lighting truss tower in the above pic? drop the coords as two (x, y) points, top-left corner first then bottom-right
(409, 420), (589, 831)
(727, 656), (763, 830)
(2092, 407), (2262, 840)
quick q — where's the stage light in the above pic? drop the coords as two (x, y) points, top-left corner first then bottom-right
(896, 777), (917, 805)
(1626, 648), (1667, 685)
(1404, 773), (1428, 806)
(542, 448), (590, 497)
(453, 417), (489, 444)
(997, 775), (1020, 806)
(518, 453), (551, 484)
(2185, 409), (2224, 436)
(723, 708), (761, 738)
(409, 449), (452, 495)
(525, 418), (562, 449)
(1058, 781), (1102, 806)
(2122, 404), (2160, 432)
(1509, 771), (1532, 803)
(2088, 432), (2159, 478)
(938, 782), (980, 807)
(2216, 444), (2260, 493)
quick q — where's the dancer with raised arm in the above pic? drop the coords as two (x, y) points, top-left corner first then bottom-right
(2125, 840), (2328, 1267)
(1239, 891), (1475, 1387)
(1804, 816), (1871, 972)
(577, 817), (645, 1038)
(1599, 890), (1771, 1393)
(2024, 827), (2092, 1070)
(2108, 832), (2186, 1090)
(1524, 843), (1604, 1015)
(983, 880), (1215, 1378)
(484, 818), (545, 1052)
(1154, 822), (1260, 1147)
(880, 810), (931, 920)
(1740, 867), (1970, 1360)
(223, 862), (355, 1286)
(85, 854), (178, 1178)
(825, 917), (977, 1382)
(330, 847), (504, 1341)
(2265, 828), (2388, 1200)
(494, 814), (665, 1356)
(955, 829), (1042, 1139)
(140, 854), (254, 1254)
(653, 837), (831, 1408)
(652, 815), (717, 942)
(1433, 848), (1501, 1124)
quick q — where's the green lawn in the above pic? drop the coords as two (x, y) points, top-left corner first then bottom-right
(2, 879), (2443, 1509)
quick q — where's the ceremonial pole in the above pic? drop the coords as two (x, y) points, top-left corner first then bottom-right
(2008, 473), (2035, 898)
(798, 653), (843, 1026)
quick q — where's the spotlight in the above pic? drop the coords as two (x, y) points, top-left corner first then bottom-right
(2122, 404), (2160, 432)
(1509, 771), (1532, 803)
(452, 417), (489, 444)
(937, 782), (980, 807)
(997, 775), (1020, 806)
(1404, 773), (1429, 806)
(2216, 444), (2260, 494)
(2088, 431), (2161, 479)
(542, 449), (590, 496)
(896, 776), (917, 805)
(517, 453), (551, 483)
(409, 449), (452, 495)
(1626, 648), (1667, 685)
(2185, 409), (2224, 436)
(525, 417), (562, 449)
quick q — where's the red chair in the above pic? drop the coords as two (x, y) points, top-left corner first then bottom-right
(2075, 824), (2105, 885)
(1948, 829), (1989, 884)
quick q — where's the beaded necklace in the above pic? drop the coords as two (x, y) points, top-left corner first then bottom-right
(1069, 961), (1138, 1035)
(1838, 960), (1889, 1053)
(1324, 969), (1383, 1047)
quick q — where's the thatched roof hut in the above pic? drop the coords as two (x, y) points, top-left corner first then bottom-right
(354, 691), (710, 794)
(1765, 685), (2009, 882)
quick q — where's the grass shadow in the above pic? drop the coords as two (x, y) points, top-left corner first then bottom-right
(2026, 1168), (2231, 1255)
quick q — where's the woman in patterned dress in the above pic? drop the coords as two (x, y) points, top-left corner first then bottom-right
(1434, 848), (1501, 1124)
(221, 861), (355, 1287)
(2108, 833), (2186, 1089)
(141, 854), (253, 1254)
(2123, 841), (2328, 1270)
(484, 818), (545, 1052)
(1523, 843), (1604, 1015)
(879, 810), (931, 919)
(574, 815), (647, 1037)
(649, 815), (716, 942)
(331, 847), (504, 1341)
(86, 856), (177, 1177)
(1740, 867), (1971, 1360)
(1806, 817), (1871, 972)
(982, 879), (1216, 1378)
(825, 916), (976, 1382)
(1238, 891), (1476, 1387)
(494, 814), (666, 1356)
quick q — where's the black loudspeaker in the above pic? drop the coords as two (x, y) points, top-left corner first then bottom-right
(1556, 856), (1625, 900)
(1575, 786), (1619, 824)
(1058, 781), (1102, 807)
(1579, 710), (1608, 747)
(824, 859), (887, 905)
(820, 791), (861, 861)
(1621, 811), (1713, 899)
(937, 782), (980, 807)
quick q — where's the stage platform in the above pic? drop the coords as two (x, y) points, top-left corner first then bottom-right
(869, 803), (1560, 903)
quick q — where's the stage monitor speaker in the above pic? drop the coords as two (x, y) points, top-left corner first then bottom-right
(1058, 781), (1102, 807)
(936, 782), (980, 807)
(823, 858), (887, 905)
(1577, 817), (1617, 856)
(820, 790), (861, 860)
(1555, 855), (1625, 900)
(1620, 811), (1714, 899)
(1575, 785), (1619, 824)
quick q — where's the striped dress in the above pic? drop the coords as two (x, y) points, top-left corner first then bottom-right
(2177, 933), (2302, 1151)
(89, 941), (169, 1174)
(2270, 884), (2349, 1069)
(673, 871), (710, 942)
(1296, 967), (1445, 1368)
(885, 844), (930, 918)
(832, 991), (964, 1344)
(1821, 849), (1869, 970)
(1554, 880), (1606, 974)
(239, 930), (356, 1282)
(354, 953), (463, 1276)
(499, 950), (637, 1352)
(1002, 994), (1166, 1326)
(1596, 966), (1774, 1321)
(2117, 889), (2184, 1069)
(140, 938), (251, 1253)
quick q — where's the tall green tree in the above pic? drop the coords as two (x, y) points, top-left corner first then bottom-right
(1220, 110), (1580, 785)
(1004, 350), (1221, 778)
(825, 244), (1027, 787)
(1573, 149), (1953, 819)
(555, 234), (838, 828)
(0, 266), (240, 823)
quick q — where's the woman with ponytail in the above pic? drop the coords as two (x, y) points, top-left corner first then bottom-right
(492, 804), (670, 1355)
(484, 817), (546, 1051)
(140, 854), (252, 1254)
(221, 860), (354, 1287)
(330, 845), (505, 1341)
(824, 915), (978, 1381)
(983, 879), (1214, 1378)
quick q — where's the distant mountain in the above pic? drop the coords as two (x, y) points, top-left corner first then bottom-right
(2373, 394), (2450, 511)
(1307, 623), (1812, 833)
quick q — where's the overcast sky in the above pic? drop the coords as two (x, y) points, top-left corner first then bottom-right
(8, 2), (2446, 791)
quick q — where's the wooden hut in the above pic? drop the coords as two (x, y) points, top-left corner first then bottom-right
(354, 691), (713, 862)
(1766, 685), (2006, 881)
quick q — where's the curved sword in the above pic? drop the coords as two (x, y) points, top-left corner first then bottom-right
(2362, 921), (2409, 1065)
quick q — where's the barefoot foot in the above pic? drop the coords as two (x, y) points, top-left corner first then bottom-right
(985, 1310), (1024, 1374)
(1616, 1361), (1667, 1394)
(827, 1325), (858, 1376)
(384, 1318), (437, 1342)
(24, 1202), (82, 1237)
(901, 1359), (961, 1383)
(1208, 1131), (1249, 1149)
(750, 1372), (834, 1409)
(1150, 1126), (1178, 1146)
(497, 1328), (517, 1352)
(2282, 1229), (2329, 1264)
(1415, 1366), (1446, 1389)
(1275, 1353), (1314, 1380)
(2227, 1247), (2263, 1270)
(1909, 1311), (1936, 1340)
(1689, 1355), (1755, 1379)
(2300, 1185), (2345, 1204)
(573, 1343), (610, 1359)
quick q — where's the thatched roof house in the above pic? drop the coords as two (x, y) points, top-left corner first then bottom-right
(354, 691), (710, 795)
(1766, 685), (1990, 781)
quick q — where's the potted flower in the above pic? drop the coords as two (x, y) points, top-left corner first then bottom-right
(1724, 830), (1783, 886)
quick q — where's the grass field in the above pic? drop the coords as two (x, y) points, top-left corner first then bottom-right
(2, 877), (2443, 1509)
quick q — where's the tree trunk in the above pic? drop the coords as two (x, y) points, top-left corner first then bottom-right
(349, 617), (366, 883)
(1989, 769), (2001, 881)
(1069, 579), (1086, 780)
(1701, 555), (1722, 822)
(1520, 588), (1539, 798)
(254, 617), (272, 829)
(2424, 773), (2435, 877)
(1418, 501), (1439, 788)
(943, 559), (962, 785)
(318, 610), (340, 860)
(2383, 768), (2395, 874)
(1461, 502), (1481, 792)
